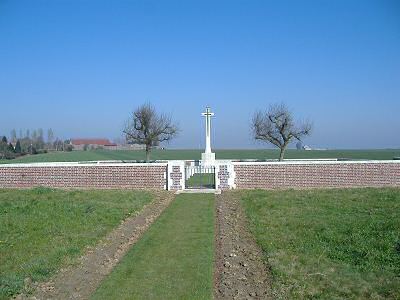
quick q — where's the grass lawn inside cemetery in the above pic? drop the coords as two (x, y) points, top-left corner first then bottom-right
(239, 188), (400, 299)
(91, 193), (215, 300)
(0, 188), (152, 299)
(185, 173), (215, 189)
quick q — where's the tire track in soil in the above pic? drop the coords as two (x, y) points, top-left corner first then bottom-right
(214, 191), (272, 299)
(17, 191), (175, 300)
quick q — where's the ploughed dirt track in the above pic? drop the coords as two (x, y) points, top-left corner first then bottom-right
(214, 191), (272, 299)
(18, 191), (174, 300)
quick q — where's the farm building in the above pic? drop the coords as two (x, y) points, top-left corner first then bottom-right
(70, 138), (117, 150)
(70, 138), (146, 150)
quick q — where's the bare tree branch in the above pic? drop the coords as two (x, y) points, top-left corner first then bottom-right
(251, 103), (313, 161)
(123, 102), (179, 161)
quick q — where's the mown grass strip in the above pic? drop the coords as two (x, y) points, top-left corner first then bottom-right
(240, 188), (400, 299)
(0, 188), (152, 300)
(92, 193), (215, 300)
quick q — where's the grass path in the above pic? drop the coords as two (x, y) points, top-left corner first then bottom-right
(92, 193), (215, 300)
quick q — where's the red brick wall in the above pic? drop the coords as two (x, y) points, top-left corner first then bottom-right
(1, 161), (399, 190)
(234, 162), (400, 189)
(0, 163), (167, 189)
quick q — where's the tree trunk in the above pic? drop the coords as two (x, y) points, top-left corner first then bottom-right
(145, 145), (151, 162)
(279, 146), (286, 161)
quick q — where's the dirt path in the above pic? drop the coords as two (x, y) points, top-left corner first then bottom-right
(214, 191), (272, 299)
(20, 191), (175, 300)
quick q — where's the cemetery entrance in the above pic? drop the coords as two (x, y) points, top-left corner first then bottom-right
(185, 164), (216, 189)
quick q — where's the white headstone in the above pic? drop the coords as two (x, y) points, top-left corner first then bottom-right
(201, 106), (215, 165)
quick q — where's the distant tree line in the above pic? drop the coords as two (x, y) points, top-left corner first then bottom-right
(0, 128), (73, 160)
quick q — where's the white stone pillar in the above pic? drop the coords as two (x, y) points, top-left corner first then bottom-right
(167, 160), (185, 191)
(201, 106), (215, 165)
(215, 160), (236, 190)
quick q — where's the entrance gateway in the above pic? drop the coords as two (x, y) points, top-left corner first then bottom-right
(185, 106), (217, 189)
(167, 107), (235, 191)
(185, 164), (215, 189)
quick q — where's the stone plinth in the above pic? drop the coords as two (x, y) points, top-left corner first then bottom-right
(201, 152), (215, 166)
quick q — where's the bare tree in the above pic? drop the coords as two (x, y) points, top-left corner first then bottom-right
(123, 103), (179, 161)
(10, 129), (17, 143)
(47, 128), (54, 149)
(252, 103), (312, 161)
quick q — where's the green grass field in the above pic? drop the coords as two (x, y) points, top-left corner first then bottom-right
(1, 148), (399, 164)
(0, 188), (152, 299)
(240, 188), (400, 299)
(92, 193), (215, 300)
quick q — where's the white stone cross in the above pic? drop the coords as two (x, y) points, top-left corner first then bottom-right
(201, 106), (215, 164)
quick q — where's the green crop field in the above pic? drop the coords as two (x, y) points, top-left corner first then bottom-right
(0, 188), (152, 299)
(240, 188), (400, 299)
(1, 148), (399, 164)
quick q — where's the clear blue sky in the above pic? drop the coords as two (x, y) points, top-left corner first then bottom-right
(1, 0), (399, 149)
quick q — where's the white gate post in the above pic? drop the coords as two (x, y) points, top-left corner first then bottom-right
(167, 161), (185, 191)
(215, 160), (236, 190)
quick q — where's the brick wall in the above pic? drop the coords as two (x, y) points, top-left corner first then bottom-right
(233, 161), (400, 189)
(0, 163), (167, 189)
(1, 160), (399, 191)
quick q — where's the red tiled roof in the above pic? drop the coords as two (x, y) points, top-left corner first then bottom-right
(71, 138), (112, 146)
